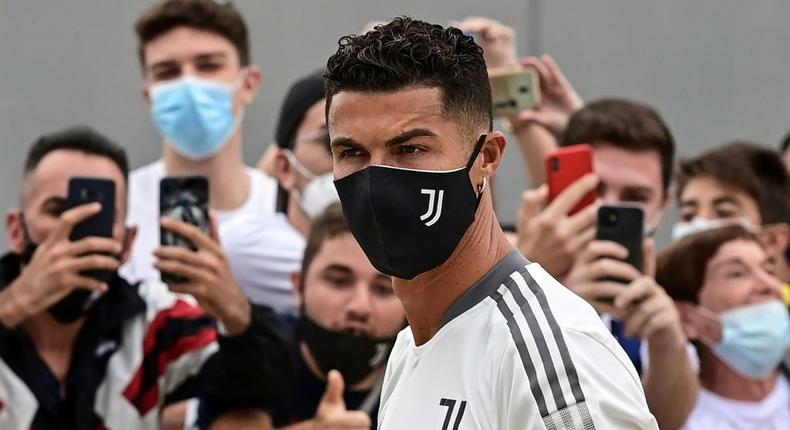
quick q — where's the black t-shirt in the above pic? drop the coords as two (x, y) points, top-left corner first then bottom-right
(270, 350), (380, 428)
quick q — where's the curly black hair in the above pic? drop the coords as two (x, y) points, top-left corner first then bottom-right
(324, 16), (492, 140)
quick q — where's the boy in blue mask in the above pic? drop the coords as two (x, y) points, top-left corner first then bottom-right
(122, 0), (281, 309)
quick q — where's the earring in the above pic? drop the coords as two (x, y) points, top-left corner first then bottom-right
(478, 177), (487, 194)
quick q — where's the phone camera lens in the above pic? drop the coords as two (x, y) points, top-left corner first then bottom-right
(550, 157), (560, 171)
(508, 99), (517, 107)
(518, 86), (529, 94)
(605, 211), (619, 226)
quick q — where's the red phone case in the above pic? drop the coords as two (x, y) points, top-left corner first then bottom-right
(545, 144), (596, 216)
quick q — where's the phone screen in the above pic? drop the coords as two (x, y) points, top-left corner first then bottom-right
(159, 176), (209, 284)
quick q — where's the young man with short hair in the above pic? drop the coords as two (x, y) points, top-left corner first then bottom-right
(123, 0), (279, 306)
(0, 127), (292, 429)
(674, 141), (790, 284)
(207, 204), (404, 429)
(326, 17), (656, 429)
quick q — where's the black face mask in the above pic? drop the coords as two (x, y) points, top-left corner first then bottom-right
(334, 135), (486, 279)
(18, 215), (119, 324)
(296, 314), (395, 386)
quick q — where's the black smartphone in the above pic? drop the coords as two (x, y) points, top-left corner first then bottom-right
(66, 177), (116, 282)
(596, 204), (644, 279)
(159, 176), (210, 284)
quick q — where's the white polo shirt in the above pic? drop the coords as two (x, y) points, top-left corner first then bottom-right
(378, 251), (658, 429)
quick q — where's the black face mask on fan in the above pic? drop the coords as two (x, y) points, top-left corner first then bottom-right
(296, 314), (396, 386)
(333, 134), (487, 280)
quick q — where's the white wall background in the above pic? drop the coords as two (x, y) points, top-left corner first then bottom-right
(1, 0), (789, 251)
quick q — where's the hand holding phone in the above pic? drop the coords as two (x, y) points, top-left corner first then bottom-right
(155, 177), (252, 335)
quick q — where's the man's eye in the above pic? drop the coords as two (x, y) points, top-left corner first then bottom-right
(197, 62), (221, 73)
(153, 69), (180, 81)
(680, 212), (695, 222)
(325, 275), (351, 288)
(715, 210), (737, 219)
(397, 145), (420, 155)
(725, 270), (745, 279)
(339, 148), (363, 159)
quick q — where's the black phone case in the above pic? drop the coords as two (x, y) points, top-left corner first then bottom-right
(596, 205), (644, 280)
(66, 177), (116, 282)
(159, 176), (210, 285)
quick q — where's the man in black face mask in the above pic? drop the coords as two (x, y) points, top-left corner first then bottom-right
(200, 203), (404, 429)
(325, 17), (657, 429)
(0, 127), (293, 429)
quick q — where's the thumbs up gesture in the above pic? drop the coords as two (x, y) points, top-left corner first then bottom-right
(313, 370), (372, 429)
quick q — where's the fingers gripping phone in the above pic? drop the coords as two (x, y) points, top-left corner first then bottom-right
(489, 67), (541, 118)
(66, 177), (116, 282)
(545, 144), (596, 215)
(159, 176), (210, 285)
(596, 204), (644, 277)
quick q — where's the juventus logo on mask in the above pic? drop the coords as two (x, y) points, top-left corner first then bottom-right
(420, 189), (445, 226)
(334, 134), (487, 279)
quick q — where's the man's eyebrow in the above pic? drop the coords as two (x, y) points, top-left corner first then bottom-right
(713, 196), (742, 207)
(622, 186), (654, 196)
(330, 136), (363, 150)
(679, 198), (698, 208)
(323, 264), (353, 275)
(148, 59), (179, 71)
(194, 52), (228, 61)
(41, 196), (67, 206)
(384, 128), (438, 147)
(148, 52), (227, 71)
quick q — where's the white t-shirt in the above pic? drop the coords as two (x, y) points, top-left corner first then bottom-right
(121, 159), (277, 286)
(378, 251), (658, 430)
(682, 374), (789, 430)
(218, 212), (304, 315)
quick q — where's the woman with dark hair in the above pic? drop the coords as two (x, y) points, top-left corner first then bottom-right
(657, 225), (790, 429)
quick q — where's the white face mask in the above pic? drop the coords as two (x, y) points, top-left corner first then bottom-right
(671, 217), (757, 241)
(284, 150), (339, 219)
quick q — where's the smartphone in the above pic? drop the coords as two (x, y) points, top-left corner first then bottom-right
(159, 176), (210, 284)
(545, 144), (596, 216)
(66, 177), (116, 282)
(489, 67), (541, 118)
(596, 204), (644, 276)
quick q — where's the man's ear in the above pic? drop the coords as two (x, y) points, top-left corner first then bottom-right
(274, 150), (297, 192)
(237, 65), (262, 108)
(141, 82), (152, 107)
(291, 270), (304, 308)
(5, 209), (26, 255)
(480, 131), (507, 176)
(119, 225), (138, 264)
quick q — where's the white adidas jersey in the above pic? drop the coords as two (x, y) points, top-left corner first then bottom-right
(379, 251), (658, 429)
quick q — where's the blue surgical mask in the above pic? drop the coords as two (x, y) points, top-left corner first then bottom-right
(150, 74), (243, 160)
(702, 301), (790, 379)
